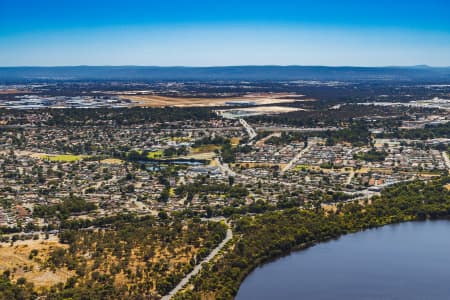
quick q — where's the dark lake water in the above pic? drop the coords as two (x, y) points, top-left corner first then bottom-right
(236, 220), (450, 300)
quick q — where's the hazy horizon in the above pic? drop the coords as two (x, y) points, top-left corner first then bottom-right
(1, 0), (449, 67)
(1, 64), (449, 68)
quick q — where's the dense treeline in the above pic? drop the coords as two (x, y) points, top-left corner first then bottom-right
(48, 107), (215, 125)
(33, 196), (97, 220)
(175, 182), (249, 202)
(0, 275), (36, 300)
(176, 177), (450, 299)
(3, 107), (215, 126)
(264, 124), (371, 146)
(379, 122), (450, 140)
(221, 142), (236, 163)
(126, 148), (189, 162)
(354, 149), (388, 162)
(192, 136), (229, 147)
(322, 123), (370, 146)
(264, 132), (307, 145)
(248, 104), (419, 127)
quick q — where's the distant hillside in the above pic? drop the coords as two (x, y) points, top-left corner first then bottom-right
(0, 65), (449, 82)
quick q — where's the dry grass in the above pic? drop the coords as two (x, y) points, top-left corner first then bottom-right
(0, 239), (73, 289)
(209, 159), (219, 167)
(100, 158), (124, 165)
(230, 137), (241, 146)
(67, 227), (207, 294)
(120, 93), (305, 107)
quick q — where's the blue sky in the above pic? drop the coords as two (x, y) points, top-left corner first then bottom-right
(0, 0), (449, 66)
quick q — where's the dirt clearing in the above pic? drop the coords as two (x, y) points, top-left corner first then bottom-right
(119, 93), (308, 107)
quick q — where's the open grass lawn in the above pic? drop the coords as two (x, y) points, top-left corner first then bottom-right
(147, 150), (164, 159)
(41, 154), (87, 162)
(292, 164), (311, 171)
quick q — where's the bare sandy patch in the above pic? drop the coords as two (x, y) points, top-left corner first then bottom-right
(178, 152), (216, 160)
(230, 137), (241, 146)
(100, 158), (124, 165)
(0, 239), (73, 288)
(119, 93), (308, 107)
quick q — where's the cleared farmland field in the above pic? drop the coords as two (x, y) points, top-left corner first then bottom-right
(119, 93), (307, 107)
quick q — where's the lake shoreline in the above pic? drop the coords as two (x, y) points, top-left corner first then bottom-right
(236, 219), (450, 299)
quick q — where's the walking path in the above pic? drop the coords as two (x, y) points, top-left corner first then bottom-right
(161, 222), (233, 300)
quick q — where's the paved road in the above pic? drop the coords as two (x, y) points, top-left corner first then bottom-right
(161, 222), (233, 300)
(345, 169), (355, 185)
(239, 118), (257, 140)
(443, 151), (450, 170)
(280, 141), (314, 174)
(255, 132), (280, 147)
(214, 157), (238, 177)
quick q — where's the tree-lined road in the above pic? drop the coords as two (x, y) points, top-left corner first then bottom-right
(280, 141), (314, 174)
(161, 222), (233, 300)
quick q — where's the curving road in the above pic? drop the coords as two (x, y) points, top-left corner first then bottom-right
(239, 118), (257, 141)
(161, 222), (233, 300)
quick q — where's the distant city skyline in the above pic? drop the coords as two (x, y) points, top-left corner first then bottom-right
(1, 0), (449, 67)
